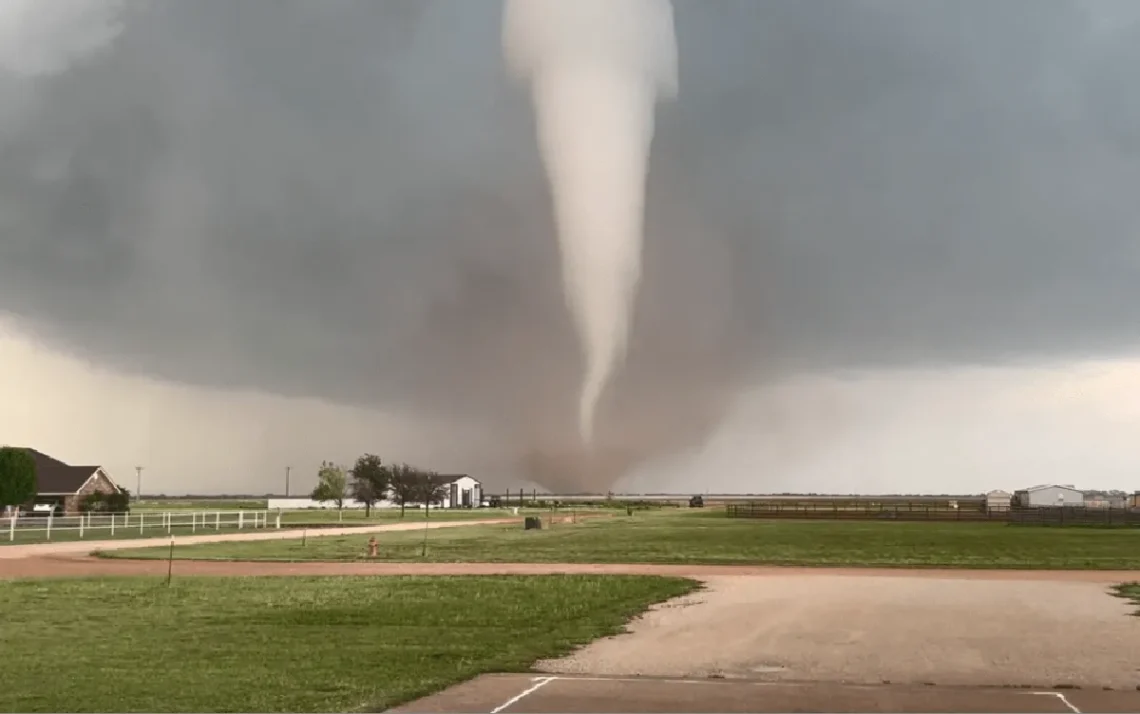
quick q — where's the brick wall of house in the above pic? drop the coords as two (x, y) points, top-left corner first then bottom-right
(63, 471), (119, 515)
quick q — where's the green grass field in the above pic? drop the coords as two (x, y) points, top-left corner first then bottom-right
(103, 511), (1140, 569)
(1111, 582), (1140, 613)
(1, 508), (539, 545)
(0, 575), (696, 712)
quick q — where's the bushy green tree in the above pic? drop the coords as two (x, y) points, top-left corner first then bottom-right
(311, 461), (347, 509)
(0, 447), (36, 510)
(388, 463), (419, 517)
(412, 470), (450, 517)
(349, 454), (389, 517)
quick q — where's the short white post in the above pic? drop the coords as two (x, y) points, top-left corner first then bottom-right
(139, 513), (145, 534)
(46, 511), (53, 540)
(8, 510), (16, 542)
(166, 512), (172, 534)
(238, 511), (245, 530)
(110, 513), (116, 536)
(191, 512), (197, 533)
(79, 514), (85, 538)
(215, 511), (220, 530)
(275, 510), (282, 529)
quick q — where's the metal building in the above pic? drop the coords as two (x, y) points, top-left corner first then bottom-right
(1013, 484), (1085, 508)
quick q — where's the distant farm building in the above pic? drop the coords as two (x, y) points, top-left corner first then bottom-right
(985, 490), (1012, 511)
(1013, 484), (1084, 508)
(1083, 492), (1128, 509)
(444, 474), (482, 509)
(266, 474), (484, 510)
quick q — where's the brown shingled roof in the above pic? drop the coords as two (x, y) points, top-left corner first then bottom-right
(16, 448), (102, 494)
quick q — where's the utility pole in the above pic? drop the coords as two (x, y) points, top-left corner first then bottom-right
(285, 466), (291, 497)
(135, 466), (144, 499)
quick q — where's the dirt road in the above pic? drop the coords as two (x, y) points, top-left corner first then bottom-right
(537, 572), (1140, 690)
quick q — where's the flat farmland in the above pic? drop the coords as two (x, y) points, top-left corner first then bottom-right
(104, 511), (1140, 569)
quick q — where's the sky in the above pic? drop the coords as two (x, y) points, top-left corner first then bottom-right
(1, 0), (1139, 495)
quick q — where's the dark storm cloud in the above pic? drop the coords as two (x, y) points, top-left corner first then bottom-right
(2, 0), (1138, 488)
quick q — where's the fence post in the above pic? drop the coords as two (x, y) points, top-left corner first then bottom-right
(46, 511), (53, 540)
(8, 510), (15, 542)
(238, 511), (244, 529)
(275, 510), (282, 529)
(110, 513), (115, 536)
(215, 511), (220, 530)
(79, 514), (84, 539)
(166, 512), (172, 534)
(140, 513), (145, 534)
(191, 512), (197, 533)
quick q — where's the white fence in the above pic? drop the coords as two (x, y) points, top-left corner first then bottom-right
(2, 509), (279, 544)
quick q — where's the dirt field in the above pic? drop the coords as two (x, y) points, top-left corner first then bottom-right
(5, 531), (1140, 712)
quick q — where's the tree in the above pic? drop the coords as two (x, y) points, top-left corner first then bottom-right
(412, 469), (450, 518)
(311, 461), (347, 509)
(349, 454), (389, 517)
(0, 447), (36, 510)
(388, 463), (420, 517)
(79, 488), (132, 513)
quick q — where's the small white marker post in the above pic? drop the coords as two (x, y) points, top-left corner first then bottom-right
(46, 512), (53, 541)
(8, 510), (16, 542)
(110, 513), (115, 536)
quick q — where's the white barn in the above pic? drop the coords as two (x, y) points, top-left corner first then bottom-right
(1014, 484), (1085, 508)
(443, 475), (483, 509)
(985, 490), (1012, 512)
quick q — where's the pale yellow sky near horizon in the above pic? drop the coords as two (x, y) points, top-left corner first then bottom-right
(3, 316), (1139, 496)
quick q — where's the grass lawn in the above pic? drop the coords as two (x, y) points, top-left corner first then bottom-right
(1, 509), (533, 545)
(1111, 582), (1140, 614)
(0, 575), (696, 712)
(104, 511), (1140, 569)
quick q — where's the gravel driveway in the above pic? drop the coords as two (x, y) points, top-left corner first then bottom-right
(538, 572), (1140, 689)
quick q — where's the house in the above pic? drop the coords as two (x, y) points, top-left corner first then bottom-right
(17, 448), (122, 515)
(985, 489), (1012, 512)
(443, 474), (483, 509)
(1012, 484), (1085, 508)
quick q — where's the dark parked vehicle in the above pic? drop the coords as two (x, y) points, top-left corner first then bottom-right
(689, 495), (705, 508)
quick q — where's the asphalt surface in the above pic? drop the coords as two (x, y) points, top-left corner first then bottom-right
(392, 674), (1137, 713)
